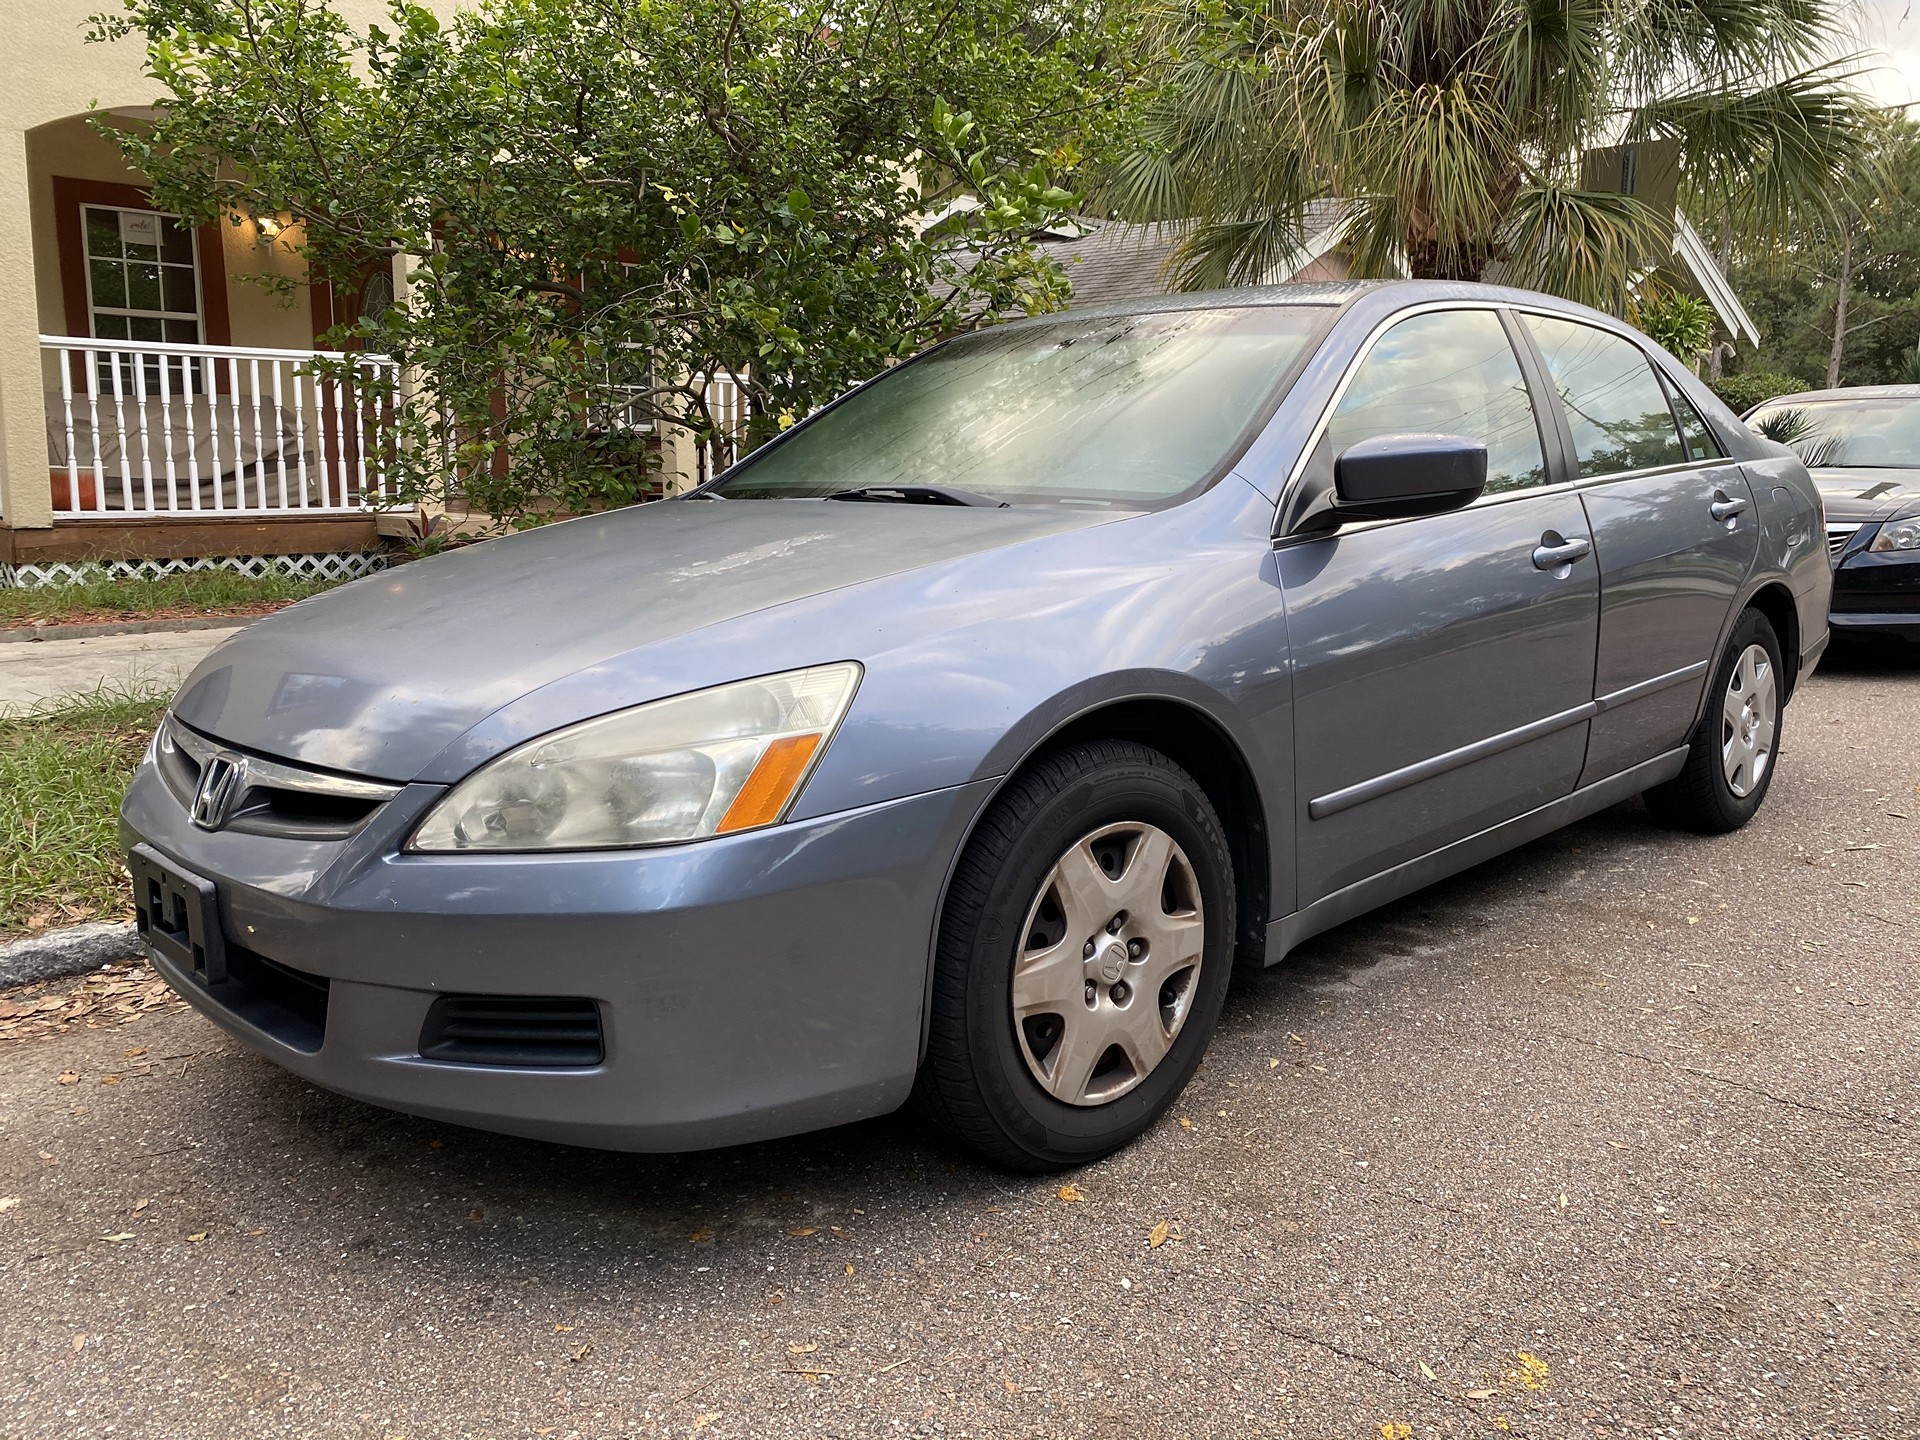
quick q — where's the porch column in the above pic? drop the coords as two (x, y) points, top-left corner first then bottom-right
(0, 126), (52, 529)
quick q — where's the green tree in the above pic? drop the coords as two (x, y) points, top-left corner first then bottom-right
(94, 0), (1138, 524)
(1104, 0), (1878, 309)
(1730, 120), (1920, 389)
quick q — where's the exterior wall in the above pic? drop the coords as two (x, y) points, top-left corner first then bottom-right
(0, 0), (428, 537)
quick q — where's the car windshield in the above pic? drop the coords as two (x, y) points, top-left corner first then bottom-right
(710, 306), (1326, 507)
(1747, 397), (1920, 468)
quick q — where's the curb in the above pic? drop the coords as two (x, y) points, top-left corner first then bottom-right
(0, 616), (253, 644)
(0, 921), (144, 989)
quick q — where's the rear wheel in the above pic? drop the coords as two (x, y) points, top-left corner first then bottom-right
(914, 741), (1234, 1170)
(1644, 608), (1784, 834)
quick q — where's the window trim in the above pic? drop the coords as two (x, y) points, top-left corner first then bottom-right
(1273, 299), (1739, 543)
(79, 202), (206, 345)
(50, 176), (233, 394)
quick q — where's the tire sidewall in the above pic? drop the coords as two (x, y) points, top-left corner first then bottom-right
(955, 756), (1234, 1165)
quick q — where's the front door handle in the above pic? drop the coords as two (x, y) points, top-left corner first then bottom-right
(1532, 533), (1593, 571)
(1710, 490), (1748, 523)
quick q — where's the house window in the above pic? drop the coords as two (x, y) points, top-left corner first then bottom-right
(82, 205), (205, 393)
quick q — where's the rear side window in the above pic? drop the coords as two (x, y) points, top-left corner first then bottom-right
(1327, 309), (1547, 495)
(1665, 380), (1724, 462)
(1523, 315), (1686, 477)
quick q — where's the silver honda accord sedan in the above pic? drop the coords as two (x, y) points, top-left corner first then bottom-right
(122, 280), (1830, 1169)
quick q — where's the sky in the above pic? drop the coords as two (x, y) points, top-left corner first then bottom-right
(1860, 0), (1920, 113)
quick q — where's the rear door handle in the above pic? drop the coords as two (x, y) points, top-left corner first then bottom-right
(1532, 533), (1593, 571)
(1710, 490), (1748, 523)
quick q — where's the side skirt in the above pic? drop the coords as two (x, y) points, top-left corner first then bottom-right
(1263, 746), (1688, 966)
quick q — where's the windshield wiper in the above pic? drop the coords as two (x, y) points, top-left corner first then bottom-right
(824, 485), (1009, 509)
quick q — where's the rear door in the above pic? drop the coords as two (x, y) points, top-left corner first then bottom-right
(1280, 307), (1600, 906)
(1518, 314), (1758, 785)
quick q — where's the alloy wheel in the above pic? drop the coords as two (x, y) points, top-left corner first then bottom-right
(1010, 822), (1205, 1106)
(1721, 643), (1777, 799)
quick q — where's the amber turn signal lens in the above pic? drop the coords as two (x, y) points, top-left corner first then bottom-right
(716, 733), (824, 833)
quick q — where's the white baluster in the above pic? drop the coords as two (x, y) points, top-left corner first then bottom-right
(132, 348), (157, 513)
(160, 348), (184, 512)
(82, 349), (105, 512)
(271, 358), (289, 509)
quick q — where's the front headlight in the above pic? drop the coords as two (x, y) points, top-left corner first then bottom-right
(409, 662), (861, 852)
(1869, 518), (1920, 553)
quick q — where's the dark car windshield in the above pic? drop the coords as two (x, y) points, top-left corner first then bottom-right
(1747, 396), (1920, 469)
(711, 306), (1326, 507)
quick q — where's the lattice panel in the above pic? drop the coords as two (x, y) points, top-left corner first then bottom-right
(1, 551), (387, 590)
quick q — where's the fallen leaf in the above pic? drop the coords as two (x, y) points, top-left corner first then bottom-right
(1054, 1185), (1084, 1204)
(186, 1232), (208, 1243)
(1178, 1118), (1193, 1131)
(554, 1323), (575, 1333)
(844, 1263), (855, 1276)
(1418, 1360), (1436, 1381)
(98, 1075), (121, 1086)
(1268, 1057), (1280, 1068)
(101, 1232), (135, 1243)
(1510, 1352), (1550, 1391)
(1466, 1388), (1497, 1400)
(1004, 1378), (1020, 1394)
(785, 1226), (818, 1237)
(570, 1342), (594, 1363)
(692, 1412), (722, 1431)
(1380, 1424), (1413, 1440)
(1147, 1219), (1172, 1249)
(0, 1198), (19, 1213)
(71, 1333), (86, 1353)
(123, 1048), (147, 1058)
(57, 1072), (80, 1086)
(788, 1342), (819, 1355)
(689, 1229), (713, 1243)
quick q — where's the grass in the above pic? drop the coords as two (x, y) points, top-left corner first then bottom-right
(0, 570), (339, 628)
(0, 686), (169, 937)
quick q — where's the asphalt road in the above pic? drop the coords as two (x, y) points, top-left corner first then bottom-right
(2, 645), (1916, 1440)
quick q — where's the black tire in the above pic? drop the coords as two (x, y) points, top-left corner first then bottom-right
(913, 740), (1235, 1171)
(1644, 608), (1785, 834)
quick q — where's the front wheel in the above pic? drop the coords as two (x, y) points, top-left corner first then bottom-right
(1644, 608), (1784, 834)
(914, 741), (1235, 1170)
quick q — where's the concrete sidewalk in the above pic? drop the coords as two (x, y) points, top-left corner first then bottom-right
(0, 625), (241, 710)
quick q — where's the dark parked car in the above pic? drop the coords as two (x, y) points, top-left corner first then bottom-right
(123, 281), (1830, 1170)
(1745, 384), (1920, 642)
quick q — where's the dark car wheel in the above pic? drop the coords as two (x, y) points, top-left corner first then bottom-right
(1644, 608), (1784, 834)
(914, 740), (1235, 1170)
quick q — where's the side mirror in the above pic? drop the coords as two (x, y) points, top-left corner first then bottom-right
(1332, 432), (1487, 522)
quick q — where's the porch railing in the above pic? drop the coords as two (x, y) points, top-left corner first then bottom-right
(41, 336), (400, 518)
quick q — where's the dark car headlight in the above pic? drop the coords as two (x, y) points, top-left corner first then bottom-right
(408, 663), (861, 852)
(1869, 518), (1920, 553)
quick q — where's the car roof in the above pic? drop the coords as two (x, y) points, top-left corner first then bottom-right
(1753, 384), (1920, 407)
(995, 277), (1625, 329)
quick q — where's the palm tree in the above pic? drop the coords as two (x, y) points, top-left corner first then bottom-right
(1103, 0), (1881, 309)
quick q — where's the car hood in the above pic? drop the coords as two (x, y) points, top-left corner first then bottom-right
(171, 498), (1111, 781)
(1813, 468), (1920, 525)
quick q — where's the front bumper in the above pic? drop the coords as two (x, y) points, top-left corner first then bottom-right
(122, 760), (993, 1151)
(1832, 543), (1920, 640)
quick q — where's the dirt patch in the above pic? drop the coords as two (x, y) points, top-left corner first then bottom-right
(0, 959), (183, 1043)
(0, 601), (290, 633)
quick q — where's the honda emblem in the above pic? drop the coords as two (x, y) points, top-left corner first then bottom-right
(189, 753), (247, 831)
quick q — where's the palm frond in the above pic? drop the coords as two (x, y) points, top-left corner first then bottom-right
(1497, 186), (1669, 310)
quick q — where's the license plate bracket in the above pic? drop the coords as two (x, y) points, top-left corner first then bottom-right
(129, 843), (227, 985)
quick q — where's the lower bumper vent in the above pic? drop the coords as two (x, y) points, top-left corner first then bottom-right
(419, 995), (604, 1068)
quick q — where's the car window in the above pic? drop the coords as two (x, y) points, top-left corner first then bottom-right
(712, 306), (1326, 508)
(1523, 314), (1686, 477)
(1666, 381), (1724, 462)
(1745, 397), (1920, 468)
(1325, 309), (1546, 495)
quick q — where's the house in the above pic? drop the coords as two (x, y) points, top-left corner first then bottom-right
(0, 0), (437, 586)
